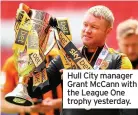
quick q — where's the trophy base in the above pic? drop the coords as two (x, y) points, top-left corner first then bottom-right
(5, 83), (34, 106)
(5, 93), (33, 106)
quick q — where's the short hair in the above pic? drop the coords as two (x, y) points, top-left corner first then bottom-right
(116, 19), (138, 40)
(86, 5), (114, 28)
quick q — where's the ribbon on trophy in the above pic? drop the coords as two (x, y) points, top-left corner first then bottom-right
(28, 9), (52, 90)
(13, 4), (51, 88)
(13, 7), (35, 77)
(55, 18), (77, 69)
(44, 17), (77, 69)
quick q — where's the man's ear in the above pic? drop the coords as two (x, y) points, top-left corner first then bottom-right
(118, 40), (121, 48)
(106, 27), (112, 35)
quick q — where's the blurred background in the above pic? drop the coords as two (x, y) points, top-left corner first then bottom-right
(1, 1), (138, 66)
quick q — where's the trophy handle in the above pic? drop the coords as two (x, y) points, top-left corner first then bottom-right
(5, 76), (34, 106)
(44, 40), (56, 56)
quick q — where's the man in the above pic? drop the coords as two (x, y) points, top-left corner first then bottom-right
(31, 5), (132, 115)
(1, 47), (62, 115)
(116, 19), (138, 115)
(117, 19), (138, 69)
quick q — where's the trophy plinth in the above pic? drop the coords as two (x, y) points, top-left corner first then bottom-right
(5, 77), (34, 106)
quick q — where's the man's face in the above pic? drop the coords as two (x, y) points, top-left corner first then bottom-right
(81, 13), (111, 49)
(119, 34), (138, 61)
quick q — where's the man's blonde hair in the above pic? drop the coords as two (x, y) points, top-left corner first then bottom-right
(117, 19), (138, 40)
(86, 5), (114, 28)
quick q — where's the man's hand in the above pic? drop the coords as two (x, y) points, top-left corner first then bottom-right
(59, 69), (63, 73)
(60, 69), (63, 80)
(29, 98), (62, 113)
(43, 98), (62, 109)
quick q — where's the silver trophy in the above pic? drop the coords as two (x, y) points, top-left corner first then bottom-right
(5, 3), (53, 106)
